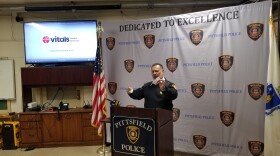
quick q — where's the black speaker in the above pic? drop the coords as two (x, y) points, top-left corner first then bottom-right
(15, 16), (23, 22)
(2, 122), (20, 150)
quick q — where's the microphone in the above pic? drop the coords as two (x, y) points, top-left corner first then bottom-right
(105, 98), (120, 106)
(113, 99), (120, 106)
(151, 77), (164, 86)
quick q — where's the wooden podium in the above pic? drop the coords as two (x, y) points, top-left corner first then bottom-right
(111, 107), (173, 156)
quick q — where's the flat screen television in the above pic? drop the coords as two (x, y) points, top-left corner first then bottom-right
(23, 20), (97, 65)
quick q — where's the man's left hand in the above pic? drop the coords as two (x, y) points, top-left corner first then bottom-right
(158, 80), (166, 91)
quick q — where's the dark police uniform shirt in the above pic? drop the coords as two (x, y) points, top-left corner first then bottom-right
(128, 79), (178, 110)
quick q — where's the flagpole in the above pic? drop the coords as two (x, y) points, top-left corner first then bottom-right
(94, 21), (111, 155)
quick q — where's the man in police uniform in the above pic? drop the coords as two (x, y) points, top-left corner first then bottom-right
(127, 63), (178, 110)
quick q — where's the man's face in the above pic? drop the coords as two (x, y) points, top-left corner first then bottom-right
(151, 65), (164, 79)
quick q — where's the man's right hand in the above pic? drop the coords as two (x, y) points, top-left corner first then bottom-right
(127, 87), (133, 94)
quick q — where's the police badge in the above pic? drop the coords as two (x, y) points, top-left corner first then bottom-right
(193, 135), (206, 150)
(126, 126), (140, 144)
(247, 23), (264, 41)
(190, 29), (203, 45)
(106, 37), (115, 50)
(144, 34), (155, 49)
(248, 83), (264, 100)
(248, 141), (264, 156)
(108, 82), (117, 95)
(172, 108), (180, 122)
(220, 111), (234, 127)
(166, 58), (178, 72)
(124, 59), (134, 73)
(219, 55), (233, 71)
(191, 83), (205, 98)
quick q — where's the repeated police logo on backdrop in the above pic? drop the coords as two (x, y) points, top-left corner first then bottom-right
(219, 55), (234, 71)
(124, 59), (134, 73)
(191, 83), (205, 98)
(106, 37), (115, 50)
(248, 141), (264, 156)
(172, 108), (180, 122)
(193, 135), (207, 150)
(247, 23), (264, 41)
(190, 29), (203, 45)
(248, 83), (264, 100)
(220, 111), (235, 127)
(166, 58), (178, 72)
(144, 34), (155, 49)
(108, 82), (117, 95)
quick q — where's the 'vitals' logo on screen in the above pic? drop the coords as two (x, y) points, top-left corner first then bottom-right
(42, 36), (70, 43)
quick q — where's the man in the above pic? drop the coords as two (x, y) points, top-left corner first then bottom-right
(127, 63), (178, 110)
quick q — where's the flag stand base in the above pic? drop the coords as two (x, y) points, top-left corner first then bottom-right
(97, 145), (111, 155)
(97, 118), (111, 155)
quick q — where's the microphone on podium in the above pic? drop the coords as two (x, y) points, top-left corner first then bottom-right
(105, 98), (120, 106)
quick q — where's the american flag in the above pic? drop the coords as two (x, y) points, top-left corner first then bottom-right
(91, 22), (107, 136)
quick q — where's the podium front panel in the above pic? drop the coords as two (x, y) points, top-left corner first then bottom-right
(112, 116), (156, 156)
(111, 107), (174, 156)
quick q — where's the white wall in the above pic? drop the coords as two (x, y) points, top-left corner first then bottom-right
(0, 7), (193, 113)
(0, 15), (25, 113)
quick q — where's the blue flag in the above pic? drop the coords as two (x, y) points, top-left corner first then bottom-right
(266, 83), (280, 115)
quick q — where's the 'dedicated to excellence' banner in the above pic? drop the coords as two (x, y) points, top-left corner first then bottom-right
(102, 1), (271, 155)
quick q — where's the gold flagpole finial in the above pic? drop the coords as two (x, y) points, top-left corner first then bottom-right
(97, 21), (104, 33)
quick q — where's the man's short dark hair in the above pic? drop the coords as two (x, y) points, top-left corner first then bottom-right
(151, 63), (164, 69)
